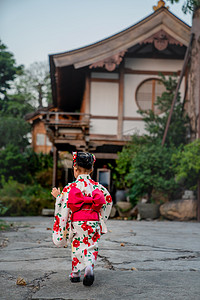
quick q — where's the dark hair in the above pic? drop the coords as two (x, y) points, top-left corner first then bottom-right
(76, 152), (94, 170)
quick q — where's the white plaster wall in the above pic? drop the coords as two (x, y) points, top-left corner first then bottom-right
(124, 74), (157, 117)
(125, 58), (184, 72)
(124, 74), (185, 117)
(90, 82), (118, 116)
(90, 119), (117, 135)
(123, 120), (146, 136)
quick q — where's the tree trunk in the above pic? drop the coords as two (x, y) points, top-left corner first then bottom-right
(187, 6), (200, 139)
(188, 5), (200, 221)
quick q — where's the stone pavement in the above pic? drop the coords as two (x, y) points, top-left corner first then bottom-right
(0, 217), (200, 300)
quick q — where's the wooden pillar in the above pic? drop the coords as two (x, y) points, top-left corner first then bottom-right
(52, 145), (58, 187)
(118, 66), (124, 139)
(85, 72), (91, 117)
(55, 67), (62, 108)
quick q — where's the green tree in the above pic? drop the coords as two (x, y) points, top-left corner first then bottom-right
(12, 61), (52, 108)
(0, 144), (29, 183)
(138, 75), (190, 147)
(0, 40), (23, 97)
(126, 142), (177, 202)
(172, 139), (200, 190)
(114, 75), (188, 202)
(112, 135), (146, 189)
(0, 41), (37, 149)
(167, 0), (200, 13)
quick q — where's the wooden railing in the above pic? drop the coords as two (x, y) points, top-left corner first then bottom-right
(40, 111), (90, 127)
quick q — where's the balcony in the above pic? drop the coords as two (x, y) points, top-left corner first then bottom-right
(40, 111), (90, 150)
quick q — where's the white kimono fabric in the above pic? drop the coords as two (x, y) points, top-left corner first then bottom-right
(52, 174), (112, 272)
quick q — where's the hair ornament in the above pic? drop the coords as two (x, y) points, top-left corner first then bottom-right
(92, 153), (96, 164)
(72, 151), (77, 166)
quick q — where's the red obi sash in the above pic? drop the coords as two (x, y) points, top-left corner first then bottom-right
(68, 187), (106, 221)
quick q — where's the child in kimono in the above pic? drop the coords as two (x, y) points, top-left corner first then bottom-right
(51, 152), (112, 286)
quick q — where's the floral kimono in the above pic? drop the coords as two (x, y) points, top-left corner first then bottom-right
(52, 174), (112, 272)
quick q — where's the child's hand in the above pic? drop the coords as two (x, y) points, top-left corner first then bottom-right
(51, 187), (61, 198)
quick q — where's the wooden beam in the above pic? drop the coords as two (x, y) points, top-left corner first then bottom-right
(118, 65), (124, 139)
(52, 145), (58, 187)
(124, 68), (181, 76)
(123, 117), (143, 121)
(152, 79), (156, 110)
(85, 73), (90, 113)
(91, 115), (118, 120)
(94, 153), (119, 159)
(90, 78), (119, 83)
(55, 67), (62, 108)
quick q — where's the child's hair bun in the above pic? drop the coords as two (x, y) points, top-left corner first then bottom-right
(76, 152), (94, 170)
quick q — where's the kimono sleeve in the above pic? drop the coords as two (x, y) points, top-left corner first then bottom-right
(98, 185), (112, 223)
(52, 184), (72, 247)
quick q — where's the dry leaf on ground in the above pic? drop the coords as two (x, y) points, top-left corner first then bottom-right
(16, 277), (27, 286)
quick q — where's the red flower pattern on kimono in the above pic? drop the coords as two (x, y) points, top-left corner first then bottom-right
(73, 257), (79, 266)
(72, 239), (80, 248)
(72, 257), (80, 270)
(87, 226), (94, 235)
(78, 178), (88, 187)
(82, 237), (90, 246)
(53, 216), (60, 232)
(52, 174), (112, 272)
(81, 222), (88, 231)
(89, 179), (98, 186)
(62, 186), (69, 193)
(92, 231), (101, 242)
(106, 195), (112, 203)
(93, 251), (98, 260)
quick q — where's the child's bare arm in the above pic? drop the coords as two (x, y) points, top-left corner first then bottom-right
(51, 187), (61, 198)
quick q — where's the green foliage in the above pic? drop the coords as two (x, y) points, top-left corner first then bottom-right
(172, 139), (200, 190)
(0, 178), (54, 216)
(0, 40), (23, 97)
(25, 148), (53, 175)
(112, 135), (147, 189)
(0, 146), (53, 186)
(0, 145), (30, 184)
(35, 167), (62, 188)
(167, 0), (200, 13)
(0, 117), (31, 149)
(0, 94), (34, 118)
(126, 142), (177, 202)
(114, 75), (189, 203)
(138, 75), (189, 147)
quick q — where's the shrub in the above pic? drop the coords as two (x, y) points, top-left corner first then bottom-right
(0, 178), (54, 216)
(112, 135), (147, 189)
(126, 142), (178, 203)
(172, 139), (200, 190)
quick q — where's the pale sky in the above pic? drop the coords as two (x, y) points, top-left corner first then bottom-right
(0, 0), (192, 68)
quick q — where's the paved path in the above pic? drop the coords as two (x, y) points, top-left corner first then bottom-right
(0, 217), (200, 300)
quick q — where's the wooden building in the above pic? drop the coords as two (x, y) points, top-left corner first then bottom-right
(28, 2), (191, 187)
(25, 107), (54, 154)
